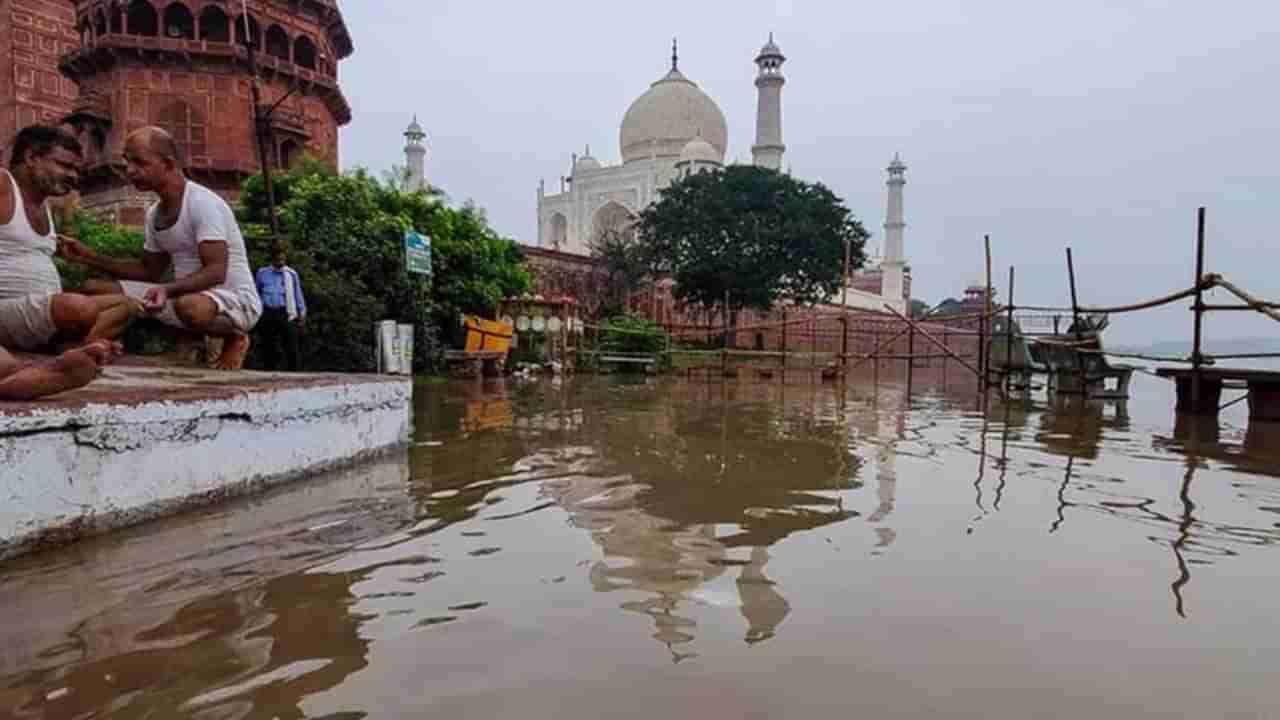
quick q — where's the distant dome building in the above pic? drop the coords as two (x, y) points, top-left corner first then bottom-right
(537, 37), (779, 255)
(619, 66), (727, 165)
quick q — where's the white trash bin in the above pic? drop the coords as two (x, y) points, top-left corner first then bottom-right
(398, 323), (414, 375)
(376, 320), (401, 374)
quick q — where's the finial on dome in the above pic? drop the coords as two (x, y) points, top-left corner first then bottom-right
(672, 37), (678, 71)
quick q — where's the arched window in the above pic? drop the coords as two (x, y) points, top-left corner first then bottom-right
(234, 15), (259, 48)
(163, 3), (194, 39)
(279, 139), (300, 169)
(264, 24), (289, 60)
(155, 99), (206, 164)
(591, 201), (636, 252)
(198, 5), (229, 42)
(110, 6), (123, 34)
(293, 35), (316, 69)
(549, 213), (568, 250)
(95, 9), (107, 36)
(126, 0), (158, 36)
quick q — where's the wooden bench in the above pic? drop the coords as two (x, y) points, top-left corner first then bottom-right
(1156, 367), (1280, 420)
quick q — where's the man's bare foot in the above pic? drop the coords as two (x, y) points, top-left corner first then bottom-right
(214, 334), (251, 371)
(77, 339), (124, 367)
(0, 349), (98, 401)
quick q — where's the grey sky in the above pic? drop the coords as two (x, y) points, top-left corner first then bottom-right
(338, 0), (1279, 345)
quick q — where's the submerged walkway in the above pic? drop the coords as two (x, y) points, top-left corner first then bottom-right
(0, 359), (412, 561)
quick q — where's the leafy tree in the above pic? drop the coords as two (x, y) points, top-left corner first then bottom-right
(238, 161), (532, 372)
(588, 210), (647, 317)
(637, 165), (868, 331)
(910, 299), (930, 319)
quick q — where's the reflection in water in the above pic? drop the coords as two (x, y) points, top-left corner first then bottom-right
(535, 381), (864, 655)
(6, 373), (1280, 717)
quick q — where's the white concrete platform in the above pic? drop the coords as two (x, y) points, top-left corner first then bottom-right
(0, 361), (412, 561)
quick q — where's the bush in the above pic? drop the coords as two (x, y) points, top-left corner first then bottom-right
(597, 314), (670, 371)
(55, 211), (146, 290)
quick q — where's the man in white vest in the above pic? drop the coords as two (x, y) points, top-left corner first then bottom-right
(61, 127), (262, 370)
(0, 124), (133, 352)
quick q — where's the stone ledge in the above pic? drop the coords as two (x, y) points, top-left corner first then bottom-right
(0, 360), (412, 561)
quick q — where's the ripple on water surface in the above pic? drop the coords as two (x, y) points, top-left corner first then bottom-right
(3, 371), (1280, 718)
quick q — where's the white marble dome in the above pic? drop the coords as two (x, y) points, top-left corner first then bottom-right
(679, 135), (721, 165)
(619, 67), (727, 165)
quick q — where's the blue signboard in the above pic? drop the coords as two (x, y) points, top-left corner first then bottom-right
(405, 231), (432, 276)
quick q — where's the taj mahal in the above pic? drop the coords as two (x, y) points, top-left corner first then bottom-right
(405, 35), (910, 313)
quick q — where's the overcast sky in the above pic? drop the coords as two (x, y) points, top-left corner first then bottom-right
(337, 0), (1279, 345)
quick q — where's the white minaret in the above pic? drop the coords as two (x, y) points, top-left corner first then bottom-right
(882, 154), (907, 311)
(404, 116), (427, 191)
(752, 34), (786, 170)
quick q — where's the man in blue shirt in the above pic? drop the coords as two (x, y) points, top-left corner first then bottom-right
(254, 251), (306, 371)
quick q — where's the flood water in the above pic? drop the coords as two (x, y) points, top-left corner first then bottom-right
(4, 368), (1280, 718)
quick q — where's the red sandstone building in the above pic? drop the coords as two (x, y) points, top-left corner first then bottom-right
(1, 0), (352, 224)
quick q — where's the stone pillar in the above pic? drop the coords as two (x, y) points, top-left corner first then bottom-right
(882, 154), (907, 313)
(752, 34), (786, 171)
(404, 116), (427, 191)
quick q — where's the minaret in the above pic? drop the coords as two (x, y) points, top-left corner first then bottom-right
(752, 34), (786, 170)
(882, 154), (908, 310)
(404, 116), (427, 191)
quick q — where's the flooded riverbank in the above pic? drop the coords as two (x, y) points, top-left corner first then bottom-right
(4, 369), (1280, 718)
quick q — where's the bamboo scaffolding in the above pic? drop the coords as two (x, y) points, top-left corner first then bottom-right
(884, 304), (983, 378)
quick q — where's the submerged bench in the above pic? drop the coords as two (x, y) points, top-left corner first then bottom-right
(597, 354), (658, 373)
(1156, 367), (1280, 420)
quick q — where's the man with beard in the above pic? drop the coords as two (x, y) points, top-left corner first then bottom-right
(62, 127), (261, 370)
(0, 125), (133, 352)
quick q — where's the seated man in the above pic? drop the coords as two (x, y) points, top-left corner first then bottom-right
(0, 125), (134, 352)
(62, 127), (262, 370)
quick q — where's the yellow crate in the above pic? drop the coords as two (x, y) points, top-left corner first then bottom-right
(462, 316), (514, 354)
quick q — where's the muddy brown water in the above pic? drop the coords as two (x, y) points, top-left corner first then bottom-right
(4, 368), (1280, 719)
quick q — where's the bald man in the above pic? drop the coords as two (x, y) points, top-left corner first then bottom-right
(62, 127), (262, 370)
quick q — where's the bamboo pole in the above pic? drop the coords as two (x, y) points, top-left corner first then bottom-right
(1066, 247), (1086, 392)
(1005, 266), (1016, 392)
(846, 323), (913, 371)
(884, 304), (982, 378)
(1191, 208), (1206, 410)
(982, 235), (993, 391)
(1210, 278), (1280, 324)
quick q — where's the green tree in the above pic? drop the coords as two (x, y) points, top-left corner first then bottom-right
(238, 161), (532, 373)
(910, 299), (930, 319)
(637, 165), (868, 330)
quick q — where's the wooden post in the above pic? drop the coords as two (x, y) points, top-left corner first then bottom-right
(1191, 207), (1207, 411)
(781, 307), (788, 379)
(1066, 247), (1086, 391)
(942, 325), (949, 385)
(722, 289), (730, 376)
(1005, 266), (1016, 392)
(841, 316), (849, 369)
(982, 235), (993, 391)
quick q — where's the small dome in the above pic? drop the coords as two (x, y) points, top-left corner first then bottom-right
(574, 153), (602, 173)
(679, 136), (720, 165)
(619, 66), (727, 165)
(405, 115), (425, 138)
